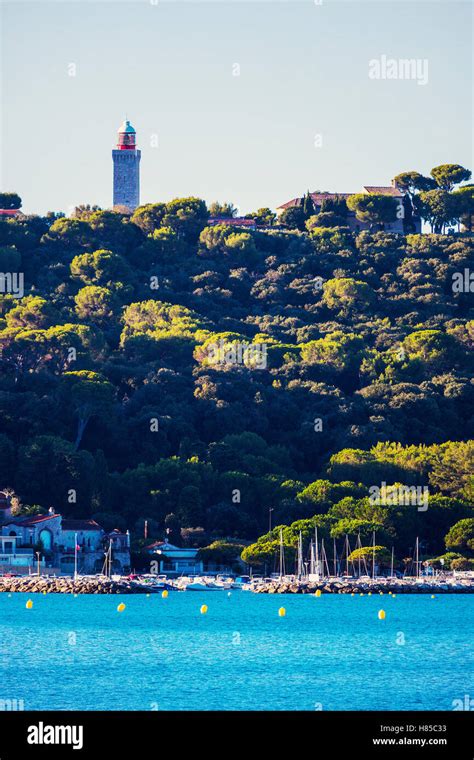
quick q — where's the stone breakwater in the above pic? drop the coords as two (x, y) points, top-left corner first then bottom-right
(250, 579), (474, 595)
(0, 576), (151, 595)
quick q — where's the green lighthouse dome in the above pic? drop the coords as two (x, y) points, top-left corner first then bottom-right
(118, 119), (136, 134)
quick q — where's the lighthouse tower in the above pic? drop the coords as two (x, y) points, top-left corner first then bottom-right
(112, 120), (141, 211)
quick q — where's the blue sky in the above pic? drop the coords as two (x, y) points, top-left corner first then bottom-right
(2, 0), (472, 215)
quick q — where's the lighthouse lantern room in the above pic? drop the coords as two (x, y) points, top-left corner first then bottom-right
(117, 120), (137, 150)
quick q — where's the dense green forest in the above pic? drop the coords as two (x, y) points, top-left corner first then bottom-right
(0, 177), (473, 568)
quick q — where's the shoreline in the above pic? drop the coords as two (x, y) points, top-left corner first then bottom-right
(1, 574), (474, 595)
(248, 578), (474, 594)
(0, 576), (154, 595)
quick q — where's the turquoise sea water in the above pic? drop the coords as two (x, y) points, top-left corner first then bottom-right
(1, 591), (472, 711)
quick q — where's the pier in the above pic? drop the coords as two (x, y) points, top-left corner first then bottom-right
(248, 577), (474, 594)
(0, 576), (154, 595)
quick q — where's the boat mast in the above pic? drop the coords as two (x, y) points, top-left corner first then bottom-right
(390, 546), (394, 579)
(315, 526), (320, 581)
(102, 540), (112, 578)
(415, 536), (419, 579)
(279, 528), (285, 580)
(321, 539), (330, 578)
(297, 531), (303, 579)
(74, 531), (78, 581)
(372, 530), (376, 580)
(101, 546), (107, 577)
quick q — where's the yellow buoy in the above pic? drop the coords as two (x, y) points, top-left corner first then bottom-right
(359, 593), (364, 596)
(26, 599), (33, 609)
(162, 590), (168, 599)
(117, 603), (126, 612)
(351, 593), (355, 597)
(379, 591), (383, 595)
(315, 589), (322, 597)
(278, 607), (286, 617)
(431, 595), (436, 599)
(378, 609), (386, 620)
(392, 594), (396, 598)
(200, 604), (208, 615)
(368, 592), (372, 596)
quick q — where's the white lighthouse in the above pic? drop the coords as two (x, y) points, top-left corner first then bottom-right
(112, 119), (141, 211)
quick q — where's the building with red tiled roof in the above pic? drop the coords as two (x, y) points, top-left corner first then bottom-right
(363, 185), (403, 197)
(0, 504), (130, 576)
(0, 209), (20, 217)
(276, 180), (420, 234)
(208, 216), (257, 229)
(14, 514), (62, 527)
(61, 519), (102, 532)
(145, 540), (168, 550)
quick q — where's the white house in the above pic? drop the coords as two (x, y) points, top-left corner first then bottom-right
(0, 535), (44, 573)
(146, 540), (204, 576)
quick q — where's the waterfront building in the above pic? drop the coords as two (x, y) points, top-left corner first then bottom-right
(146, 540), (204, 577)
(0, 493), (131, 575)
(0, 535), (44, 572)
(145, 538), (239, 577)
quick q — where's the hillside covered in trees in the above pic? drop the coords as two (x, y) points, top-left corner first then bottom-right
(0, 180), (473, 568)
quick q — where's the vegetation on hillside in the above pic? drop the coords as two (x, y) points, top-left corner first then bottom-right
(0, 175), (472, 565)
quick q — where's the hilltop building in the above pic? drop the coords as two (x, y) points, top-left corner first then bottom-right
(112, 119), (141, 211)
(0, 492), (130, 575)
(207, 217), (257, 229)
(277, 181), (421, 234)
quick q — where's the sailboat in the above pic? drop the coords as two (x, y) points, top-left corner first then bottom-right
(308, 527), (321, 582)
(279, 527), (286, 580)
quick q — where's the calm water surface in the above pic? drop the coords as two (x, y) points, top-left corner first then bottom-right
(1, 591), (472, 710)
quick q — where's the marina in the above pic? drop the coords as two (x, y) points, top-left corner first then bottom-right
(1, 571), (473, 595)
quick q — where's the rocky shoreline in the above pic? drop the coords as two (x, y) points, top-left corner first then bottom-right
(0, 576), (152, 595)
(1, 575), (473, 595)
(250, 579), (474, 594)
